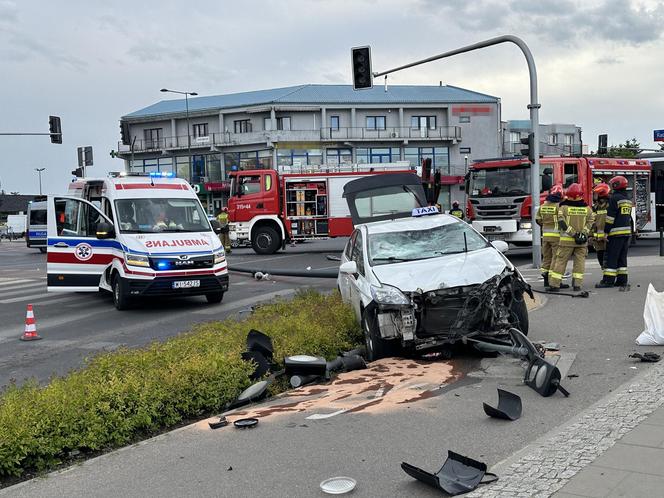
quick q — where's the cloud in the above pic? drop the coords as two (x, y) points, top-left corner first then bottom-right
(596, 56), (622, 65)
(2, 30), (88, 70)
(0, 0), (17, 24)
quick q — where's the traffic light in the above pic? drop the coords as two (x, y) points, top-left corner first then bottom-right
(598, 134), (608, 155)
(49, 116), (62, 144)
(520, 132), (535, 163)
(120, 121), (130, 145)
(71, 167), (83, 177)
(351, 46), (373, 90)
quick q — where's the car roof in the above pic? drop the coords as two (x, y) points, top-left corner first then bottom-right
(360, 213), (461, 235)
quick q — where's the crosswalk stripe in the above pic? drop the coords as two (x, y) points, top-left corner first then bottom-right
(0, 282), (46, 296)
(0, 292), (70, 305)
(0, 279), (34, 287)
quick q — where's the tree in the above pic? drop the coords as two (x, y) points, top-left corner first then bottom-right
(608, 138), (641, 158)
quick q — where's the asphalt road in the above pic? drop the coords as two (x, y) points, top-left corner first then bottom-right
(3, 238), (663, 497)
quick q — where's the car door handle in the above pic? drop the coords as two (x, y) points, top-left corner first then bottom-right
(54, 242), (69, 248)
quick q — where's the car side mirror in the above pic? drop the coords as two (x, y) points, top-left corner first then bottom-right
(491, 240), (509, 253)
(339, 261), (358, 275)
(210, 219), (222, 235)
(96, 221), (115, 240)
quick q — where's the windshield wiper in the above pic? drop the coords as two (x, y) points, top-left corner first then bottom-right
(372, 256), (412, 262)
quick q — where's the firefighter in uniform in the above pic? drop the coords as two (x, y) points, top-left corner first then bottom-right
(595, 176), (632, 288)
(535, 184), (564, 289)
(548, 183), (594, 292)
(216, 207), (231, 254)
(449, 201), (464, 220)
(590, 183), (610, 268)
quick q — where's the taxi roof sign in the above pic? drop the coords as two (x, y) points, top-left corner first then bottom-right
(412, 206), (439, 217)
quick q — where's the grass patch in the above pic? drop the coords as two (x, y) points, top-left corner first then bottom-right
(0, 290), (361, 480)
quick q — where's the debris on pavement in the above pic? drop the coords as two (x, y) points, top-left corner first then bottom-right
(233, 418), (259, 429)
(401, 450), (497, 495)
(483, 388), (522, 421)
(629, 352), (661, 363)
(326, 254), (341, 262)
(320, 476), (357, 495)
(253, 271), (271, 280)
(241, 329), (276, 380)
(524, 357), (570, 397)
(289, 374), (321, 388)
(326, 354), (367, 375)
(284, 355), (328, 376)
(228, 380), (271, 409)
(208, 416), (229, 430)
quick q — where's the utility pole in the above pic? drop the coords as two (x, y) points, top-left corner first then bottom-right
(34, 168), (45, 195)
(363, 35), (543, 268)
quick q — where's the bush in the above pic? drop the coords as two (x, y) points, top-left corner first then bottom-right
(0, 290), (361, 479)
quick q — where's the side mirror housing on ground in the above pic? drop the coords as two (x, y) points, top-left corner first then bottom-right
(96, 221), (115, 240)
(491, 240), (509, 254)
(339, 261), (358, 275)
(210, 219), (222, 235)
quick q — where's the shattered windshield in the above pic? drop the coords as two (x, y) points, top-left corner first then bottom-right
(368, 221), (489, 265)
(115, 198), (211, 233)
(470, 164), (530, 197)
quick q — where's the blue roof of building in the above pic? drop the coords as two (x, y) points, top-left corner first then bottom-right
(124, 84), (499, 119)
(507, 120), (532, 129)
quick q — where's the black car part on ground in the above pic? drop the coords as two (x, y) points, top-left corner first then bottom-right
(401, 451), (497, 495)
(233, 418), (259, 429)
(241, 350), (271, 380)
(326, 354), (367, 374)
(629, 352), (661, 363)
(208, 416), (229, 430)
(229, 265), (339, 279)
(524, 357), (570, 397)
(483, 388), (522, 421)
(246, 329), (273, 360)
(533, 288), (590, 298)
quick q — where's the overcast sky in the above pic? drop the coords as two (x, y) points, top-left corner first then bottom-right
(1, 0), (663, 194)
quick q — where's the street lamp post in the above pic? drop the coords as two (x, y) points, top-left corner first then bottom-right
(160, 88), (198, 179)
(34, 168), (45, 195)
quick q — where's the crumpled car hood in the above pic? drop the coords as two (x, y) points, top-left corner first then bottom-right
(371, 247), (509, 293)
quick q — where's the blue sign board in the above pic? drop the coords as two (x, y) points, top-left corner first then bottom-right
(654, 129), (664, 142)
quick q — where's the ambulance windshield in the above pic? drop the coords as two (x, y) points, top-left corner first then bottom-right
(115, 198), (211, 233)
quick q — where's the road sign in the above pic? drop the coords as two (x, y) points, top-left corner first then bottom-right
(77, 146), (93, 167)
(654, 130), (664, 142)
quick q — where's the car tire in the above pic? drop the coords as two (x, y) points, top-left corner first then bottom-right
(362, 309), (400, 361)
(205, 292), (224, 304)
(252, 226), (281, 255)
(112, 274), (131, 311)
(509, 296), (529, 336)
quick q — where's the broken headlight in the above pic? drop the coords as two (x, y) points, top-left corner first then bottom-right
(371, 284), (409, 306)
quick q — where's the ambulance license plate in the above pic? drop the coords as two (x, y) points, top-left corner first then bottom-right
(172, 280), (200, 289)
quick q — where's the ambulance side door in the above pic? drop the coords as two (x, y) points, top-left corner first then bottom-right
(47, 196), (115, 292)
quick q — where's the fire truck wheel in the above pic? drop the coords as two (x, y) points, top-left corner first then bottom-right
(252, 226), (281, 255)
(112, 274), (131, 311)
(205, 292), (224, 304)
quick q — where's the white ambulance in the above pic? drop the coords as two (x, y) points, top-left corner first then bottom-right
(47, 172), (228, 310)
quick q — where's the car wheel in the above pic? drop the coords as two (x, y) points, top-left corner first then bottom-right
(112, 274), (131, 311)
(362, 309), (400, 361)
(509, 296), (529, 335)
(252, 226), (281, 255)
(205, 292), (224, 304)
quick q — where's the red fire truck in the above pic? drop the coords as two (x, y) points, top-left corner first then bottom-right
(466, 156), (652, 245)
(228, 163), (419, 254)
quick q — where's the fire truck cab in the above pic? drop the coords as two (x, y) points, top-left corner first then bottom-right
(467, 156), (651, 245)
(46, 172), (228, 310)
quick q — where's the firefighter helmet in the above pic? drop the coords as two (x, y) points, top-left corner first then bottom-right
(550, 184), (564, 196)
(566, 183), (583, 200)
(593, 183), (610, 198)
(609, 175), (628, 191)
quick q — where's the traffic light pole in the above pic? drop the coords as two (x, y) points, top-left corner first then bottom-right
(372, 34), (542, 269)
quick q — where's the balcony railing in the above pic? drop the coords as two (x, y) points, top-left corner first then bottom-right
(504, 141), (582, 156)
(118, 126), (463, 154)
(320, 126), (462, 141)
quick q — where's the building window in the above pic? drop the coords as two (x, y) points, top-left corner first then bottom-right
(192, 123), (208, 138)
(564, 134), (574, 145)
(224, 150), (272, 173)
(330, 116), (340, 131)
(234, 120), (252, 133)
(404, 147), (450, 173)
(548, 134), (558, 145)
(356, 147), (400, 164)
(366, 116), (386, 130)
(459, 116), (471, 123)
(509, 132), (521, 143)
(144, 128), (162, 149)
(410, 116), (436, 129)
(277, 117), (291, 131)
(326, 148), (352, 165)
(460, 147), (471, 154)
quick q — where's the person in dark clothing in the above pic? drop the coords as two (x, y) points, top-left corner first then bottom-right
(595, 176), (632, 289)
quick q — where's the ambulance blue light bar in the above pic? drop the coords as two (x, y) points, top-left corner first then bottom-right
(412, 206), (440, 217)
(149, 172), (175, 178)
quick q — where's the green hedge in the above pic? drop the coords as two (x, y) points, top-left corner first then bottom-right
(0, 290), (361, 479)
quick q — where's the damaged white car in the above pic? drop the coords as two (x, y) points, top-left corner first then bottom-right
(338, 173), (532, 361)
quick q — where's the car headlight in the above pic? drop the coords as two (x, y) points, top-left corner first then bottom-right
(371, 284), (409, 305)
(214, 249), (226, 265)
(125, 253), (150, 268)
(520, 222), (532, 229)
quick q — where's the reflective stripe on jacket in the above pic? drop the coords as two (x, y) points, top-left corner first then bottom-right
(536, 202), (560, 239)
(558, 203), (595, 247)
(604, 191), (632, 238)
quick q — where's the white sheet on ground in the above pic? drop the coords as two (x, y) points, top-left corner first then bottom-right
(636, 283), (664, 345)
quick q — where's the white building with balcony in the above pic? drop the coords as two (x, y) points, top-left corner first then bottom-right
(117, 84), (501, 212)
(502, 120), (585, 157)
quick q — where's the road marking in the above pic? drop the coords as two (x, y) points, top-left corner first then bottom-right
(0, 282), (46, 295)
(0, 279), (34, 287)
(0, 291), (73, 304)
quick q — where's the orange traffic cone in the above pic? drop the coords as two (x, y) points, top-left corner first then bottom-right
(20, 304), (41, 341)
